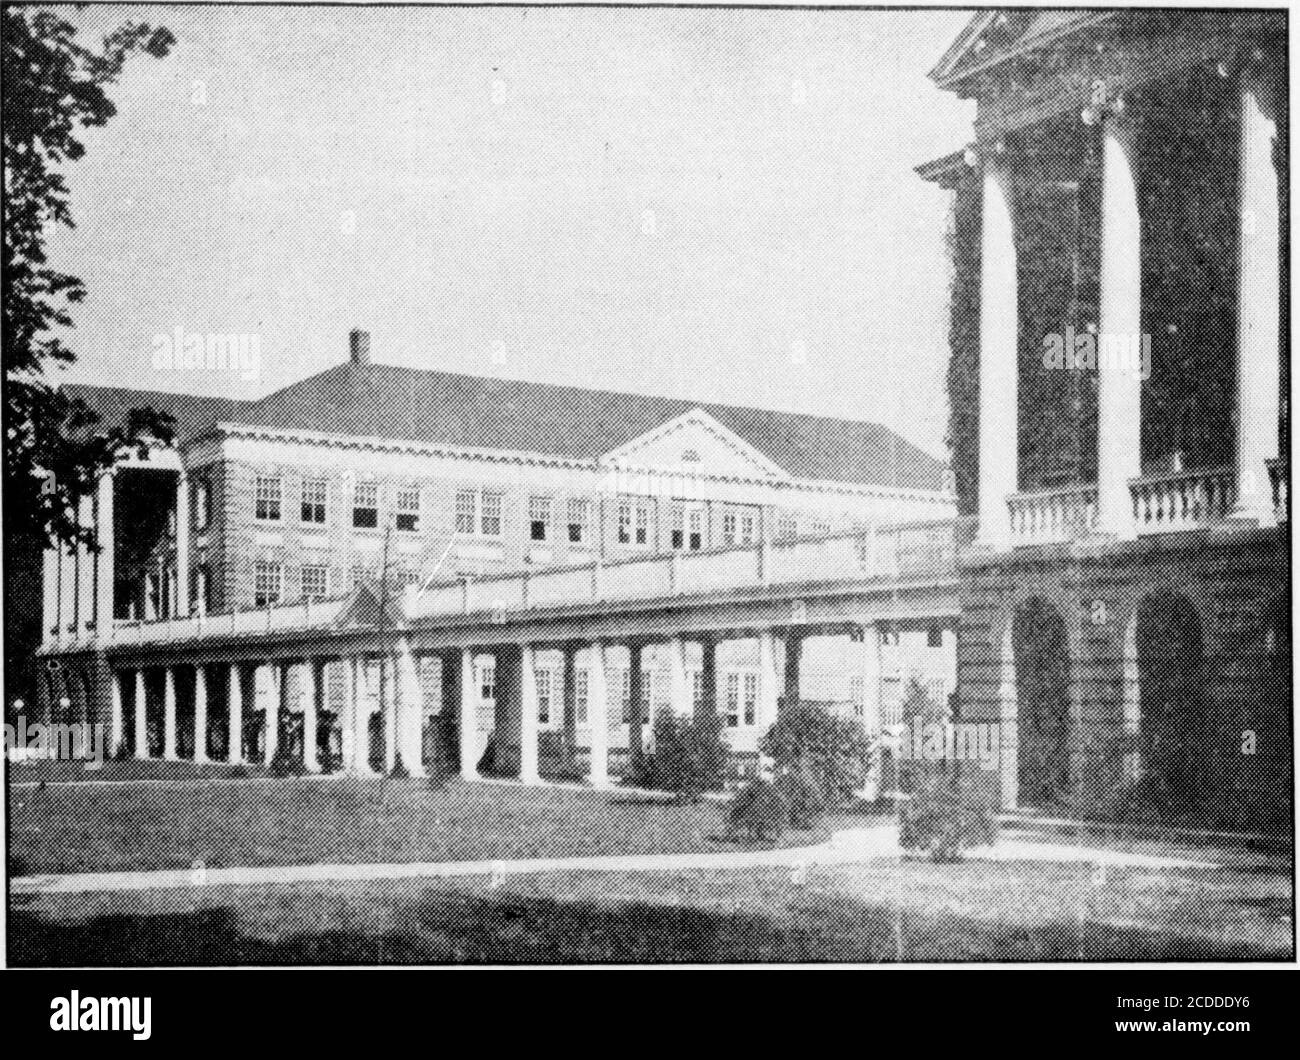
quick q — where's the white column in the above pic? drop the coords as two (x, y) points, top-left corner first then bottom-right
(459, 649), (477, 781)
(339, 658), (356, 771)
(193, 665), (209, 763)
(977, 156), (1019, 548)
(755, 631), (780, 735)
(354, 658), (372, 775)
(95, 471), (115, 638)
(519, 644), (540, 783)
(134, 669), (148, 759)
(175, 470), (191, 617)
(162, 667), (178, 761)
(263, 664), (279, 765)
(227, 664), (244, 764)
(301, 660), (320, 773)
(667, 636), (691, 716)
(395, 640), (425, 777)
(586, 642), (610, 787)
(58, 541), (76, 639)
(109, 670), (124, 757)
(381, 657), (396, 774)
(42, 545), (60, 645)
(1096, 115), (1143, 539)
(859, 623), (883, 735)
(1230, 61), (1281, 524)
(76, 493), (95, 638)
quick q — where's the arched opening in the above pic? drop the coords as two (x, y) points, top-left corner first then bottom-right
(1134, 591), (1206, 805)
(1012, 598), (1072, 807)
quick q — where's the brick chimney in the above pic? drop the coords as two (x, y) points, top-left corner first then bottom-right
(349, 328), (371, 366)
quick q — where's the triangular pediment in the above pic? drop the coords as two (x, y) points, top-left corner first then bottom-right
(601, 408), (788, 480)
(930, 10), (1117, 88)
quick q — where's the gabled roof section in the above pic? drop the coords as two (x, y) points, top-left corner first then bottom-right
(333, 576), (406, 631)
(65, 361), (948, 491)
(929, 9), (1118, 90)
(600, 407), (789, 480)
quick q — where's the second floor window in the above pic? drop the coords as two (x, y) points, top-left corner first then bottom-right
(396, 487), (421, 533)
(618, 499), (649, 546)
(301, 479), (327, 524)
(478, 661), (496, 703)
(777, 513), (798, 540)
(567, 498), (590, 545)
(529, 496), (551, 542)
(722, 510), (758, 546)
(353, 482), (378, 529)
(671, 506), (704, 551)
(536, 668), (553, 724)
(255, 475), (281, 522)
(301, 565), (329, 600)
(455, 489), (503, 537)
(254, 560), (282, 607)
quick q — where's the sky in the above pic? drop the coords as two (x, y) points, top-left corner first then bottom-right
(48, 5), (976, 457)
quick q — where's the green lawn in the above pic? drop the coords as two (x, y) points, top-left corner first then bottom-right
(8, 774), (834, 876)
(10, 851), (1292, 964)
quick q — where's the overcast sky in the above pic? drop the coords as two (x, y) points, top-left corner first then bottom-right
(49, 5), (975, 457)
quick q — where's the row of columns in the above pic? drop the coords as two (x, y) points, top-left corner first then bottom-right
(977, 59), (1281, 546)
(104, 621), (898, 784)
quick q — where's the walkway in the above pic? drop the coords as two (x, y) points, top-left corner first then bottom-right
(11, 826), (1220, 896)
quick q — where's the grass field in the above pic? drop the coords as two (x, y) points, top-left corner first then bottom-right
(11, 851), (1292, 964)
(8, 774), (838, 876)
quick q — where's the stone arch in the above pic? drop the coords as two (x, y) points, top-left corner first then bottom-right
(1133, 590), (1207, 804)
(1011, 596), (1072, 808)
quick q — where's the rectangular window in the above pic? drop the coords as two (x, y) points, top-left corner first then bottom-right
(479, 661), (496, 703)
(255, 475), (282, 522)
(777, 513), (798, 540)
(301, 565), (328, 600)
(725, 672), (741, 728)
(254, 560), (282, 607)
(396, 486), (421, 533)
(455, 489), (476, 534)
(812, 517), (831, 536)
(635, 504), (648, 545)
(618, 668), (632, 723)
(193, 481), (211, 532)
(576, 669), (589, 724)
(689, 670), (703, 712)
(301, 478), (327, 524)
(927, 626), (944, 648)
(567, 498), (590, 545)
(352, 482), (379, 529)
(722, 513), (737, 545)
(536, 668), (553, 725)
(743, 672), (758, 726)
(529, 496), (551, 542)
(739, 512), (757, 544)
(687, 508), (703, 551)
(618, 501), (633, 545)
(849, 675), (865, 714)
(480, 491), (503, 537)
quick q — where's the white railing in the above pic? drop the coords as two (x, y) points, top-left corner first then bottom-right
(405, 519), (959, 622)
(111, 596), (346, 646)
(1008, 484), (1098, 546)
(1130, 466), (1234, 535)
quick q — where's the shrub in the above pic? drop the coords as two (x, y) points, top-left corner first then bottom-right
(268, 744), (305, 778)
(761, 702), (871, 820)
(729, 779), (788, 844)
(229, 763), (250, 779)
(775, 765), (824, 829)
(898, 762), (998, 862)
(644, 711), (728, 802)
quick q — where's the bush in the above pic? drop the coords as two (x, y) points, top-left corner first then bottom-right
(775, 765), (824, 829)
(642, 712), (728, 802)
(898, 762), (998, 862)
(268, 744), (305, 778)
(229, 763), (250, 779)
(729, 779), (788, 844)
(761, 703), (871, 822)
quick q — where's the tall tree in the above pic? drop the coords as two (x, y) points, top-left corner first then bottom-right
(3, 7), (177, 555)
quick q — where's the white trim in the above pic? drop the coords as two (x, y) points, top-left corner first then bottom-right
(600, 407), (789, 480)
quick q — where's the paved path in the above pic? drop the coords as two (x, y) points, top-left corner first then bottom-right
(11, 827), (1220, 897)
